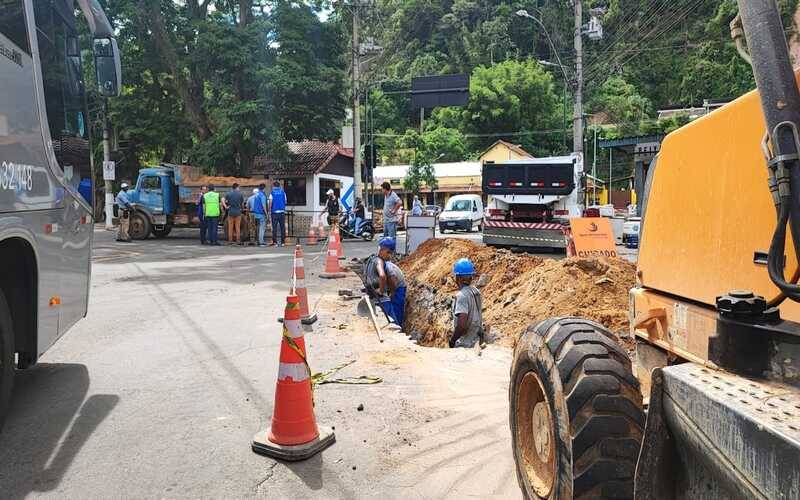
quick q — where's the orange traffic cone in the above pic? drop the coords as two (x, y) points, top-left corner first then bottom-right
(333, 225), (345, 260)
(318, 221), (327, 240)
(293, 245), (317, 324)
(320, 239), (346, 279)
(253, 295), (335, 461)
(307, 224), (317, 246)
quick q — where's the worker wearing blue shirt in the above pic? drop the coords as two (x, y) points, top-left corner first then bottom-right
(253, 183), (269, 247)
(269, 180), (287, 247)
(115, 182), (133, 242)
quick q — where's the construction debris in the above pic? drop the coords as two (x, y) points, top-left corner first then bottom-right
(400, 239), (636, 349)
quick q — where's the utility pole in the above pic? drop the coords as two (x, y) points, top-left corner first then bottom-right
(573, 0), (583, 154)
(102, 99), (114, 230)
(351, 4), (362, 206)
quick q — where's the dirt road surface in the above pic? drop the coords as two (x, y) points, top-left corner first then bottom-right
(0, 228), (521, 499)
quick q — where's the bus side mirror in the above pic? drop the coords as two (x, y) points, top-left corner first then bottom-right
(94, 38), (121, 97)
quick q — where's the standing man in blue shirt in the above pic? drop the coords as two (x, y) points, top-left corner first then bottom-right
(253, 183), (269, 247)
(246, 188), (259, 246)
(197, 185), (208, 244)
(115, 182), (133, 242)
(268, 180), (288, 247)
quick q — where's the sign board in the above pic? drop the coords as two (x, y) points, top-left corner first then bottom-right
(569, 217), (618, 258)
(411, 74), (469, 110)
(102, 160), (115, 181)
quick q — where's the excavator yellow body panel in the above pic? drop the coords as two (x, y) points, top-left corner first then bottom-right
(638, 74), (800, 324)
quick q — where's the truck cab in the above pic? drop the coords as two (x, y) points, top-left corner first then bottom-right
(126, 167), (177, 239)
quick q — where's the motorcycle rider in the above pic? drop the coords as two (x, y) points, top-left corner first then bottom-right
(353, 197), (366, 235)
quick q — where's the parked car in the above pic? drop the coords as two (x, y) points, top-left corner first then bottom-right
(439, 194), (484, 233)
(622, 216), (641, 248)
(423, 205), (442, 216)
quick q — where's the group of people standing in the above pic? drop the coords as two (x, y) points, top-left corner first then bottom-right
(197, 181), (288, 247)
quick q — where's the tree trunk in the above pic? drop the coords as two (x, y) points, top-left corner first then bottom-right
(141, 0), (213, 141)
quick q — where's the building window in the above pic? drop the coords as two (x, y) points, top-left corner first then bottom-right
(279, 177), (306, 206)
(319, 178), (340, 206)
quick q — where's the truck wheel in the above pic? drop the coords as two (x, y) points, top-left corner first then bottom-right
(129, 211), (151, 240)
(510, 317), (644, 499)
(152, 224), (172, 238)
(0, 291), (15, 431)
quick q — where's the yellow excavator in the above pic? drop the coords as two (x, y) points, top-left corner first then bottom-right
(510, 1), (800, 498)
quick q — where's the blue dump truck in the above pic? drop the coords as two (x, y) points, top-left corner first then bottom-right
(124, 164), (262, 239)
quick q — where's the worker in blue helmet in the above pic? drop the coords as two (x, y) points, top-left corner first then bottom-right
(370, 237), (406, 327)
(450, 258), (483, 348)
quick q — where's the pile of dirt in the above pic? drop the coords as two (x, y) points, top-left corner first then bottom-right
(400, 238), (636, 349)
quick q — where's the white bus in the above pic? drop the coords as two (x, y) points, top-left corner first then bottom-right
(0, 0), (120, 428)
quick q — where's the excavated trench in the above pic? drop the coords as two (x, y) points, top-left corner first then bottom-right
(399, 239), (636, 350)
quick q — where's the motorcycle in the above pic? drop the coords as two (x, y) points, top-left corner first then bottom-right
(338, 211), (375, 241)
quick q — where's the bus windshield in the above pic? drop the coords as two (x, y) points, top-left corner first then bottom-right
(35, 0), (92, 206)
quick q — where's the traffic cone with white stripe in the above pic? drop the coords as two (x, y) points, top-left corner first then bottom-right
(333, 225), (345, 260)
(307, 224), (317, 246)
(293, 245), (317, 324)
(320, 237), (346, 279)
(252, 295), (335, 461)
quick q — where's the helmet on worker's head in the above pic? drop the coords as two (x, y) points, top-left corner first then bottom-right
(326, 189), (334, 196)
(253, 188), (259, 194)
(120, 182), (129, 189)
(453, 258), (475, 276)
(378, 237), (396, 252)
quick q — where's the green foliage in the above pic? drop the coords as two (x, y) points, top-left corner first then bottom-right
(266, 3), (346, 141)
(399, 130), (439, 195)
(460, 59), (561, 155)
(588, 76), (653, 134)
(97, 0), (345, 175)
(420, 126), (468, 162)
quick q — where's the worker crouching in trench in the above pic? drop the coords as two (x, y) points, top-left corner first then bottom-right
(366, 237), (407, 328)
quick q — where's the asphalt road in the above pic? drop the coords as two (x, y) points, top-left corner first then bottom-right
(0, 227), (522, 499)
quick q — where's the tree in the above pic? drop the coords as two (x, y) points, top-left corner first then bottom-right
(461, 59), (561, 154)
(400, 130), (439, 195)
(587, 76), (652, 134)
(101, 0), (345, 174)
(266, 3), (346, 142)
(420, 126), (468, 162)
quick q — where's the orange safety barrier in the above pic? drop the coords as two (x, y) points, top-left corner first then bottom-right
(252, 295), (335, 461)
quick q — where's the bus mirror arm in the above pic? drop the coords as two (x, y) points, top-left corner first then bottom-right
(76, 0), (122, 97)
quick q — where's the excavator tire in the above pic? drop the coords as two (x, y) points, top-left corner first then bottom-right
(509, 317), (644, 499)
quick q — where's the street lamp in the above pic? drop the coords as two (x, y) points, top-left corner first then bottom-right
(516, 6), (585, 155)
(538, 60), (569, 153)
(515, 10), (571, 85)
(516, 10), (572, 153)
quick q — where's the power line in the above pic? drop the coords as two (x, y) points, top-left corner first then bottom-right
(582, 0), (677, 80)
(583, 0), (705, 86)
(583, 0), (692, 80)
(373, 129), (571, 138)
(583, 0), (670, 71)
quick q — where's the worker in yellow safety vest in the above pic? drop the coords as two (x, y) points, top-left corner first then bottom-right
(203, 184), (221, 246)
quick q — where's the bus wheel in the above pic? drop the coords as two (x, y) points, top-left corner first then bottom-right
(0, 291), (15, 432)
(130, 211), (151, 240)
(510, 317), (644, 499)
